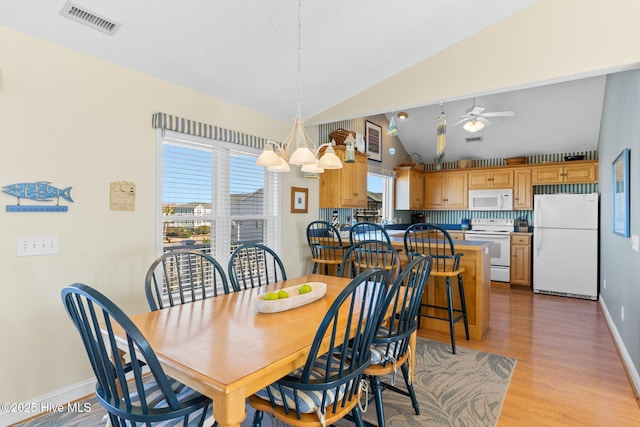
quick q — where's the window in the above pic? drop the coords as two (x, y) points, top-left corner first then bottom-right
(157, 130), (280, 266)
(367, 173), (395, 223)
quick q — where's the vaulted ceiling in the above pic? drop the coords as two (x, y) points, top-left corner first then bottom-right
(0, 0), (634, 162)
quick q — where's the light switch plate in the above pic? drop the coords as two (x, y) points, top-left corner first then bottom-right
(17, 236), (59, 256)
(632, 234), (639, 252)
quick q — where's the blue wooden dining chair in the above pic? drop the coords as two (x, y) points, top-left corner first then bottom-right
(306, 220), (346, 275)
(61, 283), (213, 426)
(404, 223), (469, 354)
(228, 243), (287, 291)
(339, 239), (401, 282)
(248, 268), (391, 427)
(349, 221), (392, 245)
(365, 254), (433, 427)
(145, 249), (231, 310)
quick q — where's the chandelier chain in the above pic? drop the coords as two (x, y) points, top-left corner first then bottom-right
(296, 0), (302, 119)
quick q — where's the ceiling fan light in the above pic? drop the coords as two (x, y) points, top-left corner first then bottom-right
(463, 119), (484, 132)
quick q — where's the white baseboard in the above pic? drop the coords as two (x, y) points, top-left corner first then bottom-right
(0, 378), (96, 426)
(599, 297), (640, 397)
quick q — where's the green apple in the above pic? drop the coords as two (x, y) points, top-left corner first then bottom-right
(299, 284), (312, 294)
(277, 290), (289, 299)
(263, 292), (279, 300)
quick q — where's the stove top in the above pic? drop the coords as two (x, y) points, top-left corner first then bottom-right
(468, 218), (515, 233)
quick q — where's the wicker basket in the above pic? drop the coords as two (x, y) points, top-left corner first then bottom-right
(505, 156), (527, 165)
(397, 153), (425, 170)
(457, 159), (474, 169)
(329, 128), (355, 145)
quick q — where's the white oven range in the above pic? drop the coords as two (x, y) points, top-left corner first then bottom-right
(465, 218), (514, 282)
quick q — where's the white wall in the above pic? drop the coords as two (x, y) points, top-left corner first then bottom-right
(0, 26), (315, 415)
(312, 0), (640, 123)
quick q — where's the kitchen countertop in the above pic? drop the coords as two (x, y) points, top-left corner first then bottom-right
(386, 231), (493, 250)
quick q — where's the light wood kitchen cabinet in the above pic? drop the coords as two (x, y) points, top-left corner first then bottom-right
(424, 171), (468, 210)
(510, 233), (532, 286)
(448, 231), (465, 241)
(395, 167), (424, 210)
(468, 169), (514, 189)
(319, 145), (368, 208)
(513, 168), (532, 210)
(531, 160), (597, 184)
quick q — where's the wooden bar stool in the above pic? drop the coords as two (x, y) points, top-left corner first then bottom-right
(404, 223), (469, 354)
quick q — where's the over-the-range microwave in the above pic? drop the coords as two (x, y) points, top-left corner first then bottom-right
(468, 189), (513, 211)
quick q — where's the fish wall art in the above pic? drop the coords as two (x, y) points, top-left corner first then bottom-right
(2, 181), (74, 212)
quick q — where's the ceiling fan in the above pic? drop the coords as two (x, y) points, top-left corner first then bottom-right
(452, 98), (514, 132)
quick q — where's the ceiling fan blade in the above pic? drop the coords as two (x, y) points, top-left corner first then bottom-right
(452, 118), (469, 126)
(478, 117), (493, 125)
(481, 111), (514, 117)
(466, 106), (485, 115)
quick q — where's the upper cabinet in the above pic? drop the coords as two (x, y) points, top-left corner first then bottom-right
(395, 167), (424, 210)
(424, 171), (468, 210)
(319, 145), (368, 208)
(531, 160), (597, 185)
(468, 169), (514, 189)
(392, 158), (597, 212)
(513, 168), (532, 210)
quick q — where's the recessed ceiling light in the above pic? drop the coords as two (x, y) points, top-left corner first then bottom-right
(397, 112), (409, 120)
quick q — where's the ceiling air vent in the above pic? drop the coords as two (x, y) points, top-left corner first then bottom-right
(465, 136), (483, 143)
(60, 1), (121, 35)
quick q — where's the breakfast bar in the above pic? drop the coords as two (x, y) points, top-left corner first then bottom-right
(386, 232), (493, 341)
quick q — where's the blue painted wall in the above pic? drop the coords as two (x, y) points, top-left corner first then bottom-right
(598, 70), (640, 388)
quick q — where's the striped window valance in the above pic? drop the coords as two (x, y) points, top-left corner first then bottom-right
(152, 112), (267, 150)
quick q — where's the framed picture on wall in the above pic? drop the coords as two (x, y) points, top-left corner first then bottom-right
(365, 120), (382, 162)
(291, 187), (308, 213)
(612, 148), (630, 237)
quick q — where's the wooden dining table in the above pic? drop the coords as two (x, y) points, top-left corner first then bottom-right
(110, 274), (358, 427)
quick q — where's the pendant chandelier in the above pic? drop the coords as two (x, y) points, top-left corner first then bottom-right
(256, 0), (342, 174)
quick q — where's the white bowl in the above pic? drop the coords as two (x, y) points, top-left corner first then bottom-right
(254, 282), (327, 314)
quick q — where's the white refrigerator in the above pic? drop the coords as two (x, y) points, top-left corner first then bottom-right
(533, 193), (599, 300)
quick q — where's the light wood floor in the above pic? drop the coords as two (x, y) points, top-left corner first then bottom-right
(417, 286), (640, 426)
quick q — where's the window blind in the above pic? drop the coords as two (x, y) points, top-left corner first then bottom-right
(157, 129), (279, 269)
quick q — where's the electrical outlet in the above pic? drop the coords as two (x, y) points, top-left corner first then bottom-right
(603, 279), (607, 289)
(621, 306), (625, 322)
(631, 234), (639, 252)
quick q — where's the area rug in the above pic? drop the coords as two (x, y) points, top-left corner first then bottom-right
(13, 338), (516, 427)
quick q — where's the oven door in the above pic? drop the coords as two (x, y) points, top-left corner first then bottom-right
(465, 231), (511, 281)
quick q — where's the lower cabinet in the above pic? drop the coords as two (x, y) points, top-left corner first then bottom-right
(510, 233), (532, 286)
(448, 231), (465, 241)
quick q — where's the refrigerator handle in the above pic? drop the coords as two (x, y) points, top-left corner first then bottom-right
(534, 198), (540, 227)
(536, 231), (542, 256)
